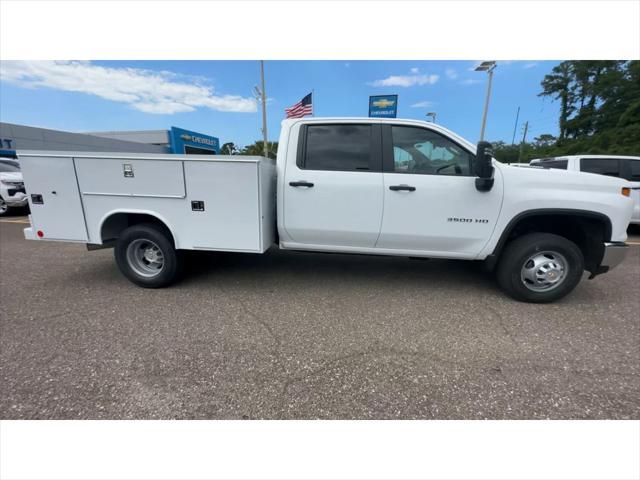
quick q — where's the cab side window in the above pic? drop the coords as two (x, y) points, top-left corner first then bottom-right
(580, 158), (621, 177)
(626, 159), (640, 181)
(300, 124), (373, 172)
(541, 159), (568, 169)
(390, 126), (472, 176)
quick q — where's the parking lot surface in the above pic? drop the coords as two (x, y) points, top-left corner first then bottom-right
(1, 216), (639, 419)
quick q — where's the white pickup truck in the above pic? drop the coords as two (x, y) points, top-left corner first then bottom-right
(18, 118), (633, 303)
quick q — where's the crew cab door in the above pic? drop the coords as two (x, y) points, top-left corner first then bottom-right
(282, 123), (383, 247)
(376, 124), (503, 257)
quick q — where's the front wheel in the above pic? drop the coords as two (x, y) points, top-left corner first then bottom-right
(114, 223), (181, 288)
(496, 233), (584, 303)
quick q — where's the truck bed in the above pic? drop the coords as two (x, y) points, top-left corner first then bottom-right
(19, 151), (276, 253)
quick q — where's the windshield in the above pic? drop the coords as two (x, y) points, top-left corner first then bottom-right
(0, 161), (20, 172)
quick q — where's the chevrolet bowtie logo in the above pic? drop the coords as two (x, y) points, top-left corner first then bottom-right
(180, 133), (192, 141)
(373, 98), (395, 108)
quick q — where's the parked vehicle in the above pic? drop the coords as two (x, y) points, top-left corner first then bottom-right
(17, 118), (634, 303)
(0, 159), (28, 216)
(530, 155), (640, 224)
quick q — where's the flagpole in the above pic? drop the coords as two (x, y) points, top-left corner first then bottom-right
(260, 60), (268, 158)
(312, 89), (315, 117)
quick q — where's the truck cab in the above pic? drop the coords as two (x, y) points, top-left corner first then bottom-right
(277, 118), (503, 258)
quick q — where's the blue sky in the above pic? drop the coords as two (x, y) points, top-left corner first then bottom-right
(0, 60), (561, 147)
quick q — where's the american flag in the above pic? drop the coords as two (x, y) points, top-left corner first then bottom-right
(285, 92), (313, 118)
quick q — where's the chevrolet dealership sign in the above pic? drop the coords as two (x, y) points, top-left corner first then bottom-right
(369, 95), (398, 118)
(169, 126), (220, 154)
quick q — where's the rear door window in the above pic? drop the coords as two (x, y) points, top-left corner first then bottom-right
(580, 158), (621, 178)
(541, 159), (568, 169)
(301, 124), (374, 172)
(625, 159), (640, 181)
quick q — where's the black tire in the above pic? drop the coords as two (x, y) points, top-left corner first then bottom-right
(114, 223), (181, 288)
(496, 233), (584, 303)
(0, 196), (9, 217)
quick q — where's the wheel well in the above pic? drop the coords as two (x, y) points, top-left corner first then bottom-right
(492, 212), (610, 273)
(100, 213), (176, 247)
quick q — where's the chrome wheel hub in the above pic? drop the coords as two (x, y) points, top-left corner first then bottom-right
(126, 239), (165, 278)
(520, 250), (568, 292)
(143, 247), (159, 263)
(0, 198), (7, 214)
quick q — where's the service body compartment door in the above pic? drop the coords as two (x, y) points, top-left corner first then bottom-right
(75, 157), (185, 198)
(182, 160), (262, 252)
(20, 155), (88, 241)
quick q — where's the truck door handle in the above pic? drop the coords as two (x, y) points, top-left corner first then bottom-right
(289, 181), (314, 188)
(389, 184), (416, 192)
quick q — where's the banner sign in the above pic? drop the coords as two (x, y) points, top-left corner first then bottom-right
(368, 95), (398, 118)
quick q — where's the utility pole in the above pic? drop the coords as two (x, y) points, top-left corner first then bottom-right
(511, 106), (520, 145)
(426, 112), (436, 123)
(260, 60), (268, 158)
(518, 121), (529, 163)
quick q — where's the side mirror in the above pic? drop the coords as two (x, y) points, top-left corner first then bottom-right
(475, 141), (494, 192)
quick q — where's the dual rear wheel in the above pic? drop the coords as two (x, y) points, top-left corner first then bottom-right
(114, 223), (181, 288)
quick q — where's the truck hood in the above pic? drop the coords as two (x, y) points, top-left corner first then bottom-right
(0, 172), (23, 182)
(497, 162), (629, 190)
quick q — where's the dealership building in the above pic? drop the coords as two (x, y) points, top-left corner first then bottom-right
(0, 123), (220, 157)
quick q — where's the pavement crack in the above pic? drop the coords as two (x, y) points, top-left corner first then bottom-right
(236, 297), (280, 350)
(486, 305), (518, 346)
(278, 343), (463, 409)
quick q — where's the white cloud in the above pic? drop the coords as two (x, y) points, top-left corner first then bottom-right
(410, 101), (435, 108)
(0, 60), (257, 114)
(459, 78), (482, 86)
(410, 67), (420, 74)
(368, 73), (439, 87)
(445, 68), (458, 80)
(522, 62), (538, 69)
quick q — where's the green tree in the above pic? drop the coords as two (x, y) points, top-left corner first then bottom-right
(565, 61), (624, 137)
(539, 62), (574, 140)
(529, 60), (640, 160)
(220, 142), (239, 155)
(532, 134), (557, 148)
(240, 140), (278, 160)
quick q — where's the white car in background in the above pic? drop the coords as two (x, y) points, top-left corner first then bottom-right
(0, 159), (28, 216)
(530, 155), (640, 224)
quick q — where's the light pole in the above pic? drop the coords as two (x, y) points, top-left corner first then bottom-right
(426, 112), (437, 123)
(253, 61), (269, 158)
(475, 61), (497, 141)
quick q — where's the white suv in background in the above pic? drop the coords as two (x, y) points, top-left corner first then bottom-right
(0, 159), (28, 216)
(530, 155), (640, 224)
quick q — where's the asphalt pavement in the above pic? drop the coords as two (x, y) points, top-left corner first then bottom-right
(1, 215), (639, 419)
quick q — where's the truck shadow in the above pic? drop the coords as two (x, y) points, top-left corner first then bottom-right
(179, 248), (500, 294)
